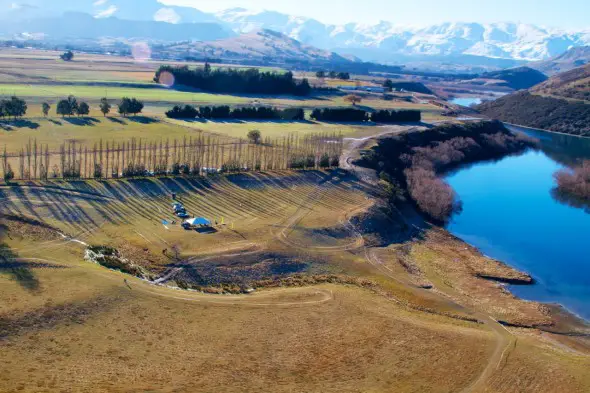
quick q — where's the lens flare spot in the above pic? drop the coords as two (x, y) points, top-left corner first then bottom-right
(131, 42), (151, 62)
(158, 71), (175, 87)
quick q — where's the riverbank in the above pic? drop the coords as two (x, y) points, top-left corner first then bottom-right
(505, 122), (590, 139)
(356, 199), (590, 337)
(357, 120), (537, 222)
(352, 122), (590, 337)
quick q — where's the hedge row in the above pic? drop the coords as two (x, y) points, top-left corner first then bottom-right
(166, 105), (305, 121)
(311, 108), (421, 122)
(167, 105), (421, 123)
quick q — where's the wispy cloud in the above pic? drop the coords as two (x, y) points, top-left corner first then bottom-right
(154, 8), (181, 24)
(95, 5), (118, 18)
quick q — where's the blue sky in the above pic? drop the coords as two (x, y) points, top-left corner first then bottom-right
(162, 0), (590, 29)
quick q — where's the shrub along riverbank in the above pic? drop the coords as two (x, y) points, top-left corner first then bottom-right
(358, 121), (537, 222)
(553, 160), (590, 209)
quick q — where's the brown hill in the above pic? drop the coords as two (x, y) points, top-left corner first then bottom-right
(478, 66), (548, 90)
(160, 29), (352, 65)
(476, 63), (590, 136)
(531, 63), (590, 101)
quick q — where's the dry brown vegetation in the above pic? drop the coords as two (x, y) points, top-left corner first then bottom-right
(360, 121), (535, 221)
(554, 160), (590, 206)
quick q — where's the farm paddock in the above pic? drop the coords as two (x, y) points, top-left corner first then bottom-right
(1, 168), (589, 393)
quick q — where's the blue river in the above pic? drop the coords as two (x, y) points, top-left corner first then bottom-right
(451, 97), (482, 107)
(446, 125), (590, 320)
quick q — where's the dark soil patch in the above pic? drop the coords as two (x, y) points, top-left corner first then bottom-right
(173, 251), (328, 289)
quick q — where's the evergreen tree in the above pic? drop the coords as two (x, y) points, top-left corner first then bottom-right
(100, 98), (111, 117)
(42, 102), (51, 117)
(77, 102), (90, 116)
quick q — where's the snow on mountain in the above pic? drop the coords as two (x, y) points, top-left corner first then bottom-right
(0, 2), (588, 63)
(214, 9), (590, 61)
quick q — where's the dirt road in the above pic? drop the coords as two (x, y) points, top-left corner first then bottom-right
(340, 128), (516, 393)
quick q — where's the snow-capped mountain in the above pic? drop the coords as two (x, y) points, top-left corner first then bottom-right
(1, 2), (589, 63)
(214, 8), (590, 62)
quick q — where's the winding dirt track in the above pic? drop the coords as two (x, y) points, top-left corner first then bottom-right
(341, 128), (515, 393)
(9, 255), (335, 308)
(3, 127), (514, 391)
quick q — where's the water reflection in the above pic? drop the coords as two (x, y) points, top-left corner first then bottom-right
(446, 127), (590, 320)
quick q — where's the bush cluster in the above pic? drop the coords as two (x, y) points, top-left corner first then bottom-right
(360, 121), (536, 222)
(554, 160), (590, 206)
(310, 108), (422, 123)
(118, 97), (144, 116)
(56, 95), (89, 117)
(0, 96), (27, 119)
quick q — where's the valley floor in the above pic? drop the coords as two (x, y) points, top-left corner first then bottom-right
(1, 132), (589, 393)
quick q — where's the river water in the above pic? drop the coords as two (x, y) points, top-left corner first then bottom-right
(450, 97), (482, 107)
(445, 125), (590, 320)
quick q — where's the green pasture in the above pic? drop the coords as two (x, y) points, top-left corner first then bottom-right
(0, 114), (367, 153)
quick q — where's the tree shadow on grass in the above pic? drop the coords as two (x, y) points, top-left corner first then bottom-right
(0, 232), (40, 292)
(63, 117), (100, 126)
(107, 117), (127, 125)
(126, 116), (160, 124)
(0, 119), (41, 130)
(48, 119), (62, 126)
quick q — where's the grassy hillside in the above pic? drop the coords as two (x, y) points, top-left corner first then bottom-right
(1, 169), (589, 392)
(479, 66), (548, 90)
(531, 63), (590, 101)
(476, 92), (590, 136)
(477, 64), (590, 136)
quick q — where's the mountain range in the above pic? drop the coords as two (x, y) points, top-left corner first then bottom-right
(161, 29), (350, 65)
(1, 0), (590, 65)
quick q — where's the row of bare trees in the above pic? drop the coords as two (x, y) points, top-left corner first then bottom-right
(2, 132), (343, 181)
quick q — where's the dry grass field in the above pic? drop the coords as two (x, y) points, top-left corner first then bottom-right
(0, 48), (589, 393)
(1, 168), (589, 393)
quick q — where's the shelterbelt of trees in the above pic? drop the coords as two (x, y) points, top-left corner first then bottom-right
(166, 104), (421, 123)
(310, 108), (421, 123)
(155, 64), (312, 96)
(1, 132), (344, 182)
(166, 105), (305, 121)
(359, 121), (536, 222)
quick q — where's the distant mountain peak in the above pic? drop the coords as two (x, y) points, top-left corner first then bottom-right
(212, 9), (590, 62)
(0, 2), (588, 65)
